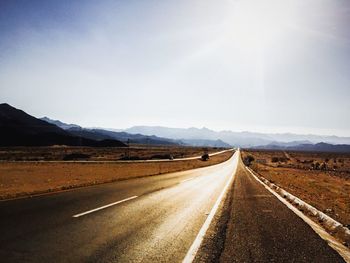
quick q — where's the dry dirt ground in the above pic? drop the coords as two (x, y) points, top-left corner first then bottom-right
(242, 149), (350, 227)
(0, 149), (233, 200)
(0, 146), (221, 161)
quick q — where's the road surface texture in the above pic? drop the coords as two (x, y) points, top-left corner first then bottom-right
(0, 150), (345, 263)
(194, 153), (345, 263)
(0, 152), (238, 262)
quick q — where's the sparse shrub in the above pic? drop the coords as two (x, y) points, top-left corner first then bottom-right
(63, 153), (90, 161)
(303, 159), (314, 164)
(243, 155), (255, 166)
(150, 154), (173, 160)
(201, 153), (209, 161)
(313, 162), (320, 170)
(119, 156), (141, 160)
(320, 162), (327, 170)
(271, 157), (289, 163)
(271, 157), (279, 163)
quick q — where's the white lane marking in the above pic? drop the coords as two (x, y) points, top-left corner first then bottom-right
(247, 168), (350, 263)
(72, 196), (138, 218)
(182, 151), (239, 263)
(181, 177), (194, 183)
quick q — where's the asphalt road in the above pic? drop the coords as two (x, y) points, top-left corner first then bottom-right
(0, 150), (346, 263)
(0, 151), (238, 262)
(195, 155), (345, 263)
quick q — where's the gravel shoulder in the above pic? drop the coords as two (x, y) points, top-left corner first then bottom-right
(194, 154), (345, 263)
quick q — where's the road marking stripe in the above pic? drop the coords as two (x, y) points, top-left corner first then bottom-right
(182, 151), (239, 263)
(246, 168), (350, 263)
(72, 196), (138, 218)
(181, 177), (194, 183)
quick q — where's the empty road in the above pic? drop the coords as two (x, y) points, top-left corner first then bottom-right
(0, 152), (238, 262)
(194, 153), (346, 263)
(0, 150), (346, 262)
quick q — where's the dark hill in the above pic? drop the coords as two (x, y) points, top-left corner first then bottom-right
(67, 127), (180, 145)
(254, 141), (350, 153)
(0, 103), (67, 136)
(40, 117), (181, 145)
(0, 103), (126, 147)
(288, 142), (350, 153)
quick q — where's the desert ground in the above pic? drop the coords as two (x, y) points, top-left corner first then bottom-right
(1, 149), (348, 262)
(241, 149), (350, 227)
(0, 145), (223, 161)
(0, 147), (233, 200)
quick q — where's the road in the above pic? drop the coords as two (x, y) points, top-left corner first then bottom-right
(0, 150), (346, 263)
(0, 151), (238, 262)
(195, 153), (345, 263)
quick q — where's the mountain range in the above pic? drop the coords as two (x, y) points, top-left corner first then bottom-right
(255, 142), (350, 153)
(0, 103), (126, 147)
(1, 103), (350, 152)
(39, 119), (350, 151)
(124, 126), (350, 148)
(41, 118), (230, 147)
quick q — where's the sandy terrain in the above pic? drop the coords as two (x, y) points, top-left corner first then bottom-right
(242, 150), (350, 226)
(0, 150), (233, 200)
(0, 146), (223, 161)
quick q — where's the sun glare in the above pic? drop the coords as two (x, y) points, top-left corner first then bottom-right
(227, 0), (295, 51)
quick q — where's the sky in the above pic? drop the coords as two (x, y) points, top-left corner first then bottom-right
(0, 0), (349, 136)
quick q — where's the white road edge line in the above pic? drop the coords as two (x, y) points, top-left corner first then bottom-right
(182, 151), (239, 263)
(181, 177), (194, 183)
(246, 167), (350, 263)
(72, 196), (138, 218)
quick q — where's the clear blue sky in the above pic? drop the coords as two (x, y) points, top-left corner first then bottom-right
(0, 0), (349, 136)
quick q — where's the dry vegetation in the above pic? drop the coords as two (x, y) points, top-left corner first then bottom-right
(242, 149), (350, 227)
(0, 148), (233, 200)
(0, 146), (222, 161)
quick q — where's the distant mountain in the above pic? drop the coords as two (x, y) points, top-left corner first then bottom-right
(40, 117), (81, 130)
(261, 140), (313, 148)
(180, 139), (231, 148)
(41, 117), (181, 145)
(125, 126), (350, 147)
(67, 127), (232, 147)
(255, 142), (350, 153)
(66, 127), (180, 146)
(42, 117), (231, 147)
(8, 108), (349, 149)
(0, 103), (126, 147)
(124, 126), (274, 146)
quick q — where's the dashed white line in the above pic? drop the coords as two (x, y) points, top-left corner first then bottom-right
(72, 196), (138, 218)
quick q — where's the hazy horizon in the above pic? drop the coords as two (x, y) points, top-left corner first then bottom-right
(1, 0), (349, 137)
(38, 114), (350, 138)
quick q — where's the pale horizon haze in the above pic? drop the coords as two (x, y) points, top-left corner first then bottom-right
(1, 0), (349, 137)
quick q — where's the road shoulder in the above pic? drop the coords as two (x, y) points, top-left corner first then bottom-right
(194, 155), (345, 263)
